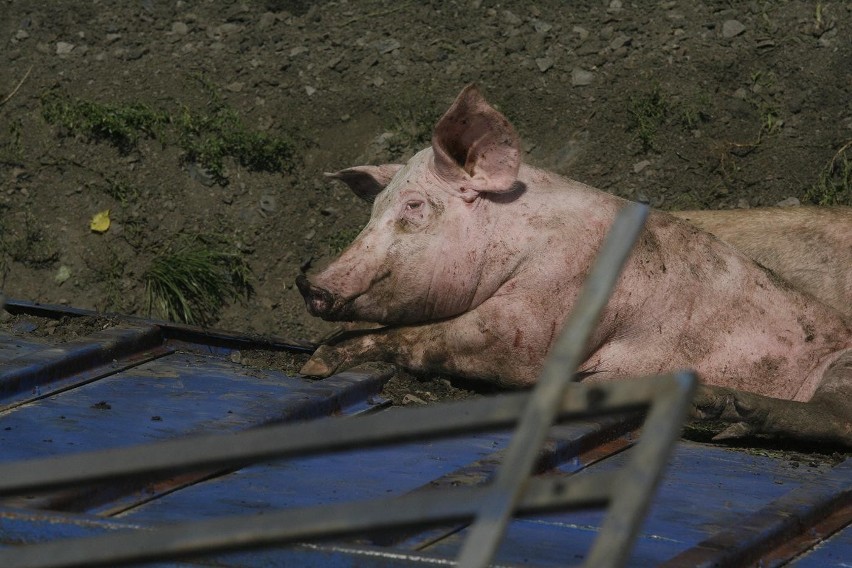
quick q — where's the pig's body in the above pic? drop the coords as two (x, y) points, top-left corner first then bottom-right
(672, 208), (852, 322)
(297, 85), (852, 446)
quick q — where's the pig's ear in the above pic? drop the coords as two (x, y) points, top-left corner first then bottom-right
(432, 84), (520, 201)
(324, 164), (403, 202)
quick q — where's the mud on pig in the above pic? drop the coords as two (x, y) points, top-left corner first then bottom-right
(296, 85), (852, 447)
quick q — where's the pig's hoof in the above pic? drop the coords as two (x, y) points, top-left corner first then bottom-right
(300, 357), (334, 378)
(711, 421), (755, 441)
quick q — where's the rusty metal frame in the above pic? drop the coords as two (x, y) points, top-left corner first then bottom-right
(0, 203), (698, 568)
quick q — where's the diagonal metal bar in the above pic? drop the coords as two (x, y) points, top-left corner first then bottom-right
(0, 372), (670, 497)
(585, 370), (695, 567)
(456, 202), (650, 568)
(0, 473), (617, 568)
(0, 371), (694, 567)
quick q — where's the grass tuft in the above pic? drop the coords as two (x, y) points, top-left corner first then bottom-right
(41, 82), (300, 183)
(627, 85), (668, 152)
(144, 237), (251, 325)
(803, 141), (852, 206)
(41, 89), (168, 153)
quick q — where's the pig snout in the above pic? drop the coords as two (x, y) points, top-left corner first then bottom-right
(295, 274), (340, 319)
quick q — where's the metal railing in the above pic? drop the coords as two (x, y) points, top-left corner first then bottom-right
(0, 203), (697, 568)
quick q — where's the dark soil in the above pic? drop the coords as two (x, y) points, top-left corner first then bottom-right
(0, 2), (850, 427)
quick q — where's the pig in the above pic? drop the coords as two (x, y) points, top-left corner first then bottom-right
(670, 208), (852, 323)
(296, 85), (851, 447)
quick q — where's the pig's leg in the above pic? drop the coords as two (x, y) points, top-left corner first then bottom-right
(300, 308), (542, 388)
(692, 350), (852, 447)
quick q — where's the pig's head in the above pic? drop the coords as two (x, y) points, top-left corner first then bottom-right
(296, 84), (522, 324)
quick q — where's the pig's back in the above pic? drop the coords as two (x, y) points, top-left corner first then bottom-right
(581, 211), (851, 402)
(671, 207), (852, 321)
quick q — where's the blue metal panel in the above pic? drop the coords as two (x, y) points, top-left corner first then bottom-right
(0, 353), (385, 465)
(419, 442), (840, 566)
(119, 429), (512, 524)
(791, 526), (852, 567)
(0, 300), (848, 567)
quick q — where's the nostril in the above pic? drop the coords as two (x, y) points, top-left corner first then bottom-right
(295, 274), (311, 297)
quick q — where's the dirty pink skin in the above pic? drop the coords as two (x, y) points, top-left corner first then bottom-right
(296, 85), (852, 446)
(671, 207), (852, 322)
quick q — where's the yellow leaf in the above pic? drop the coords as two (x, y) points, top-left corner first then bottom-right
(90, 209), (111, 233)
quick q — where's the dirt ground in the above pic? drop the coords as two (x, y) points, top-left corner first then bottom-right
(1, 0), (850, 340)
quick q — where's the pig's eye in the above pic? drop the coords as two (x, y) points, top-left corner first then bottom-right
(398, 199), (428, 231)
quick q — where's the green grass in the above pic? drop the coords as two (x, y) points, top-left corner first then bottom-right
(96, 177), (139, 205)
(144, 237), (252, 325)
(42, 89), (168, 153)
(627, 85), (668, 152)
(803, 141), (852, 206)
(41, 82), (300, 184)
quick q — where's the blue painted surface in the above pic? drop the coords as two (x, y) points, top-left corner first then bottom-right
(120, 425), (511, 524)
(791, 526), (852, 567)
(0, 330), (51, 367)
(0, 305), (848, 567)
(420, 442), (839, 566)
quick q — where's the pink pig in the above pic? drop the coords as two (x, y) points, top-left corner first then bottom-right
(296, 85), (851, 446)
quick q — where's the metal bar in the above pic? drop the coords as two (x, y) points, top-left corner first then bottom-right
(0, 324), (163, 402)
(660, 458), (852, 568)
(370, 415), (640, 549)
(0, 473), (617, 568)
(3, 298), (314, 352)
(0, 345), (174, 413)
(456, 202), (650, 568)
(585, 370), (696, 567)
(0, 373), (671, 497)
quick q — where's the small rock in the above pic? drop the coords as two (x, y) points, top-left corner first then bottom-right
(572, 26), (589, 41)
(372, 38), (400, 54)
(304, 229), (316, 241)
(0, 309), (11, 323)
(56, 41), (75, 55)
(610, 35), (631, 50)
(225, 82), (243, 92)
(172, 21), (189, 35)
(260, 194), (277, 212)
(305, 85), (316, 96)
(571, 67), (594, 86)
(722, 20), (746, 38)
(402, 394), (427, 405)
(258, 12), (277, 30)
(55, 265), (71, 285)
(15, 30), (29, 40)
(535, 57), (554, 72)
(737, 198), (751, 209)
(124, 46), (149, 60)
(775, 197), (800, 207)
(633, 160), (651, 174)
(531, 19), (552, 34)
(105, 33), (122, 43)
(503, 10), (522, 25)
(229, 351), (242, 364)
